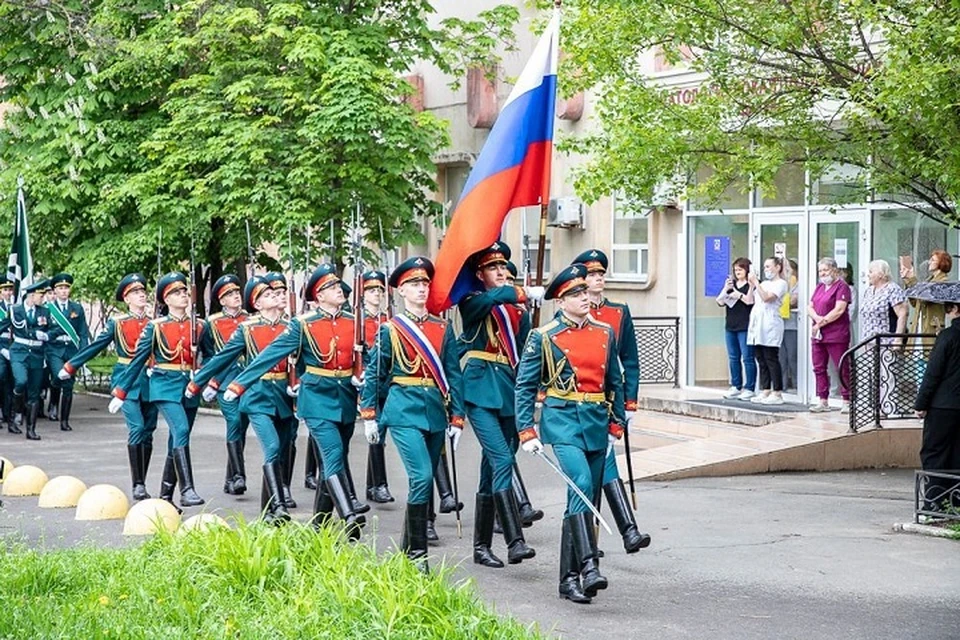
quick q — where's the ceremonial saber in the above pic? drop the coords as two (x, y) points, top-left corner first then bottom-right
(448, 437), (463, 539)
(534, 450), (613, 535)
(623, 419), (638, 510)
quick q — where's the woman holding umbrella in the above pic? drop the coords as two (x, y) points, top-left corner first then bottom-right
(902, 250), (952, 335)
(913, 282), (960, 515)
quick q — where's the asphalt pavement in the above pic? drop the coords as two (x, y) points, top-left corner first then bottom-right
(1, 394), (958, 639)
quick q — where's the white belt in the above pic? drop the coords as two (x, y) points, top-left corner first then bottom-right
(55, 335), (73, 343)
(14, 337), (43, 348)
(0, 331), (11, 339)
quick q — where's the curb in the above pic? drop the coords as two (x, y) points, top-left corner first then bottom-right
(892, 522), (960, 540)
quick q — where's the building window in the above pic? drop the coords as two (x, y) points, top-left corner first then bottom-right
(520, 206), (551, 282)
(610, 195), (650, 282)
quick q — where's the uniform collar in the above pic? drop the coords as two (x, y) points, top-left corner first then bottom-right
(167, 314), (188, 322)
(590, 297), (607, 310)
(403, 309), (429, 323)
(316, 306), (341, 320)
(558, 312), (589, 329)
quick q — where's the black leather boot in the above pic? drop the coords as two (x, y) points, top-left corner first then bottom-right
(226, 440), (247, 495)
(128, 444), (150, 500)
(512, 463), (543, 526)
(326, 473), (365, 540)
(366, 443), (395, 503)
(281, 442), (297, 508)
(310, 479), (334, 530)
(473, 493), (504, 568)
(58, 390), (73, 431)
(159, 454), (181, 513)
(435, 450), (462, 513)
(403, 502), (430, 573)
(223, 444), (236, 494)
(24, 401), (40, 440)
(172, 446), (205, 507)
(426, 493), (439, 544)
(304, 436), (319, 490)
(47, 387), (60, 422)
(341, 466), (370, 514)
(8, 393), (23, 435)
(558, 518), (592, 604)
(494, 490), (535, 564)
(603, 480), (651, 553)
(261, 461), (291, 525)
(569, 512), (607, 597)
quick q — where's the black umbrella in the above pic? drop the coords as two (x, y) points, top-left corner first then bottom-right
(904, 281), (960, 303)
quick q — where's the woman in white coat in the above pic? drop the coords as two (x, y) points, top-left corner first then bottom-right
(747, 257), (789, 405)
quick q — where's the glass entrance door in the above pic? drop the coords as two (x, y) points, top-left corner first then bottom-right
(753, 215), (807, 401)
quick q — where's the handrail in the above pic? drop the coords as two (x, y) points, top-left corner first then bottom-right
(839, 332), (937, 370)
(630, 316), (681, 387)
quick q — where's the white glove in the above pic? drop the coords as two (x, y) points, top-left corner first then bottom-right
(108, 397), (124, 414)
(351, 374), (364, 389)
(624, 410), (635, 433)
(286, 384), (299, 398)
(183, 387), (195, 399)
(523, 286), (545, 305)
(446, 425), (462, 452)
(35, 330), (49, 342)
(223, 389), (238, 402)
(0, 349), (9, 360)
(58, 367), (72, 380)
(521, 437), (544, 455)
(364, 420), (379, 444)
(202, 386), (218, 403)
(607, 433), (618, 456)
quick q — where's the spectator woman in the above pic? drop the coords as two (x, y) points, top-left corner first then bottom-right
(860, 259), (909, 342)
(716, 258), (756, 400)
(914, 296), (960, 515)
(746, 257), (788, 405)
(808, 258), (852, 413)
(902, 250), (952, 335)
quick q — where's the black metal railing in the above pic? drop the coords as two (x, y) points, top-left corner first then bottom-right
(840, 332), (937, 433)
(632, 316), (680, 387)
(915, 470), (960, 524)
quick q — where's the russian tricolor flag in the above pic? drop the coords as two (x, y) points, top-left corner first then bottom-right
(427, 13), (559, 314)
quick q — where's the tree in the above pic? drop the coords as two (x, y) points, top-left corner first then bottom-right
(544, 0), (960, 223)
(0, 0), (518, 304)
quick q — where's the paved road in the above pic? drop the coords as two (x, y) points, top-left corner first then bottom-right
(1, 395), (958, 639)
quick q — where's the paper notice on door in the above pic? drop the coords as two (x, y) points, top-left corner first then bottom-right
(774, 243), (787, 259)
(834, 239), (848, 268)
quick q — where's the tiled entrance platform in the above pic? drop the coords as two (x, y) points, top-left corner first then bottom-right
(621, 387), (921, 481)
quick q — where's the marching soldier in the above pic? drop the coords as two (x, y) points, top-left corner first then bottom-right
(188, 275), (297, 522)
(224, 264), (367, 534)
(457, 242), (539, 568)
(202, 274), (250, 496)
(360, 268), (395, 504)
(60, 273), (159, 499)
(0, 277), (17, 432)
(5, 279), (52, 441)
(44, 273), (89, 431)
(515, 264), (627, 604)
(110, 272), (208, 509)
(572, 249), (651, 554)
(360, 257), (465, 572)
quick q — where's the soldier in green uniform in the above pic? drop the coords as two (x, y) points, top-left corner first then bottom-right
(0, 277), (17, 433)
(110, 272), (209, 509)
(189, 275), (297, 522)
(5, 279), (52, 441)
(572, 249), (651, 554)
(202, 274), (250, 496)
(227, 264), (368, 534)
(44, 273), (89, 431)
(457, 242), (540, 568)
(59, 273), (159, 499)
(515, 263), (627, 604)
(360, 257), (465, 571)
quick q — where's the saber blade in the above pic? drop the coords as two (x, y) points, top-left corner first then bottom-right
(535, 450), (613, 535)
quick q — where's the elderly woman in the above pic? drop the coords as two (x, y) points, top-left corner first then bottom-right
(914, 296), (960, 515)
(902, 249), (952, 335)
(861, 260), (909, 342)
(808, 257), (852, 413)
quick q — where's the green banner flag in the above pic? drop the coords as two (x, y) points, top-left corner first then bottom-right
(7, 176), (34, 303)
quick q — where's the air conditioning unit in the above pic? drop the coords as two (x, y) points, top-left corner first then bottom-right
(547, 197), (584, 228)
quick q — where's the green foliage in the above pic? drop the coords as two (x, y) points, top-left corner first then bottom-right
(0, 1), (519, 300)
(0, 519), (540, 639)
(538, 0), (960, 223)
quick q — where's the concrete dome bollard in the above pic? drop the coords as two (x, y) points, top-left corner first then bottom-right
(38, 476), (88, 508)
(2, 465), (48, 496)
(179, 513), (230, 534)
(122, 499), (182, 536)
(75, 484), (129, 521)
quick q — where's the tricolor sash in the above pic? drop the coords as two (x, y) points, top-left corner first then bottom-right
(390, 315), (450, 396)
(46, 302), (80, 347)
(491, 305), (519, 368)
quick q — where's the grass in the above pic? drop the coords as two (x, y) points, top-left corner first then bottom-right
(0, 520), (542, 639)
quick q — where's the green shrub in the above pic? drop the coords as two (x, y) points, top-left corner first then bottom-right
(0, 521), (541, 639)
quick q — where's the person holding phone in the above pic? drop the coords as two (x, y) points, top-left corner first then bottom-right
(716, 258), (756, 400)
(746, 257), (788, 404)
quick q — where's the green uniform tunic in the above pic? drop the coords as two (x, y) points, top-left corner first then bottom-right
(5, 303), (51, 404)
(45, 299), (89, 392)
